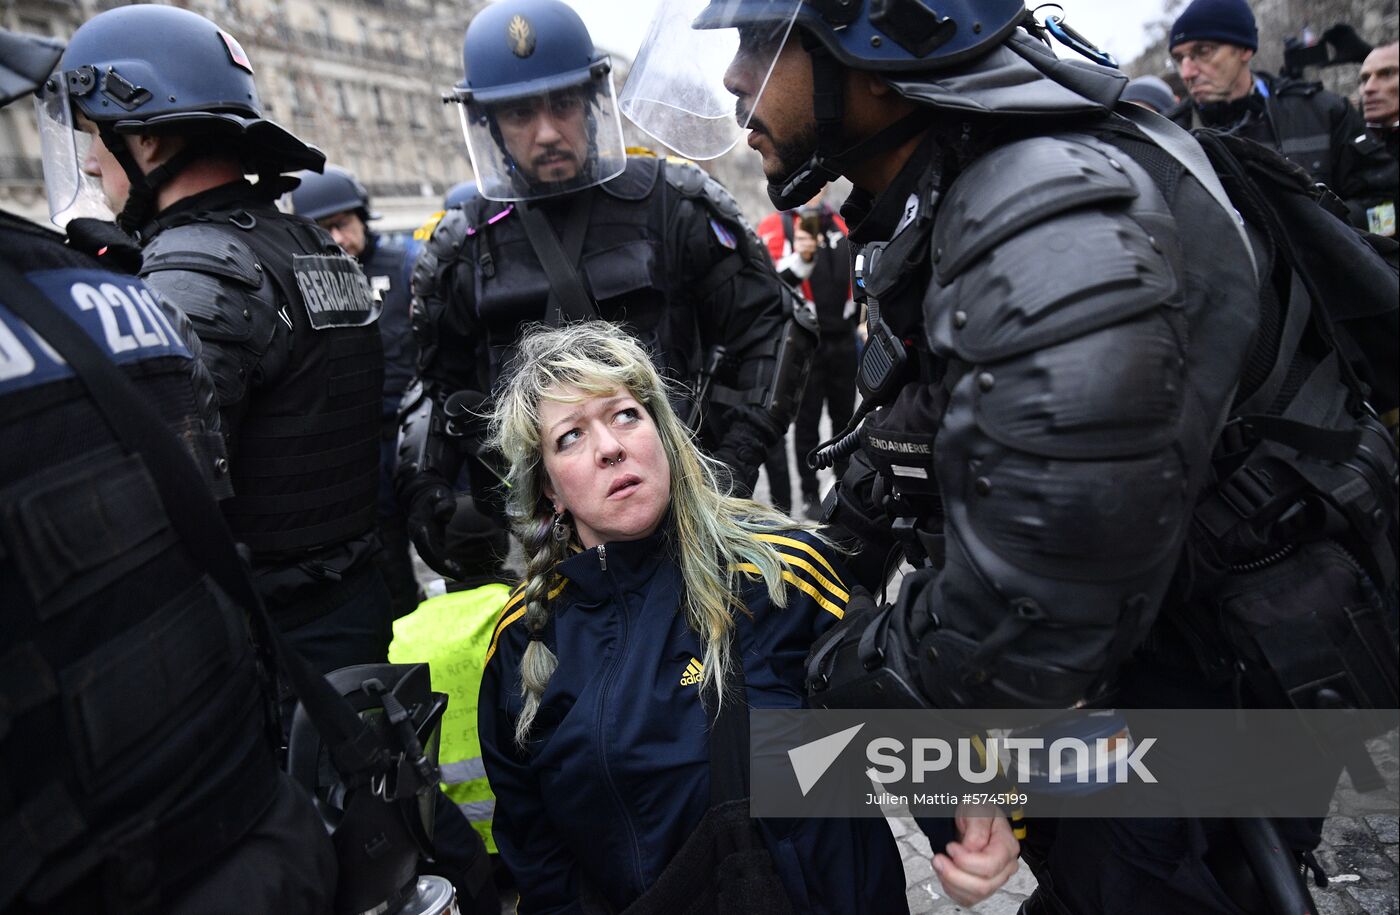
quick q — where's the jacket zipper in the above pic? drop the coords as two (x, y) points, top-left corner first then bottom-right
(1228, 541), (1297, 573)
(593, 548), (645, 891)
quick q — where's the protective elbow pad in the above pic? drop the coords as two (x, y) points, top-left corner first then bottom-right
(919, 134), (1192, 705)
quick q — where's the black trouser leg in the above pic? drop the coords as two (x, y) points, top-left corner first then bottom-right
(763, 434), (792, 514)
(823, 333), (858, 480)
(795, 332), (859, 496)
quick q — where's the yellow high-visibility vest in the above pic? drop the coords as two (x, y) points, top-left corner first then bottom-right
(389, 582), (511, 853)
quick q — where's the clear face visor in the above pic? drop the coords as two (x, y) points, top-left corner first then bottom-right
(453, 68), (627, 203)
(34, 76), (116, 229)
(620, 0), (801, 161)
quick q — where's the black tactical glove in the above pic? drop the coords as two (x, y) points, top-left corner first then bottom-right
(66, 218), (144, 272)
(805, 581), (931, 709)
(714, 406), (783, 497)
(407, 483), (464, 579)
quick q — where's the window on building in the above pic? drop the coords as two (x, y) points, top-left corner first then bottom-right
(286, 74), (306, 116)
(335, 82), (354, 120)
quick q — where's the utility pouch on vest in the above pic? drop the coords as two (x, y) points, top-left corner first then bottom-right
(860, 381), (948, 568)
(1213, 539), (1398, 716)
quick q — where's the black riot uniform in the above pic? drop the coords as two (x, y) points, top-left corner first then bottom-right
(402, 155), (811, 546)
(363, 232), (417, 421)
(288, 165), (423, 618)
(642, 2), (1399, 911)
(830, 36), (1396, 915)
(0, 201), (335, 914)
(46, 4), (392, 674)
(137, 182), (391, 672)
(361, 230), (422, 615)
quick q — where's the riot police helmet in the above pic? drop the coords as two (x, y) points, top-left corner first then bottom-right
(0, 27), (63, 108)
(291, 165), (380, 222)
(445, 0), (626, 201)
(37, 5), (323, 230)
(443, 180), (481, 210)
(617, 0), (1137, 209)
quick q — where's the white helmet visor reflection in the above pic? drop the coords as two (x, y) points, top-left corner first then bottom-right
(34, 77), (115, 229)
(453, 66), (627, 203)
(619, 0), (801, 160)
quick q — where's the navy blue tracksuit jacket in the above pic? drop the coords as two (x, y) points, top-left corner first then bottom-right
(479, 527), (909, 913)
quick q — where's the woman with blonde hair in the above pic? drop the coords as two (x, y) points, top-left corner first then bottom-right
(478, 322), (1017, 913)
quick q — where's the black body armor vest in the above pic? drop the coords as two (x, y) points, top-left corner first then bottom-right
(144, 200), (384, 558)
(467, 158), (701, 392)
(0, 214), (278, 910)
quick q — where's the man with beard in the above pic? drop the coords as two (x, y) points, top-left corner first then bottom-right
(622, 0), (1397, 911)
(398, 0), (813, 579)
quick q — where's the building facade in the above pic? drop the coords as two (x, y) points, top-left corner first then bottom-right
(1, 0), (781, 231)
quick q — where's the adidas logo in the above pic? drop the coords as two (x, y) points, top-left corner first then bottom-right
(679, 658), (703, 687)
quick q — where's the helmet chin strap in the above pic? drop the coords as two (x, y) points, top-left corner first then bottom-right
(767, 40), (932, 210)
(98, 123), (203, 236)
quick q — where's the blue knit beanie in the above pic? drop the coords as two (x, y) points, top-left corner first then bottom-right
(1170, 0), (1258, 52)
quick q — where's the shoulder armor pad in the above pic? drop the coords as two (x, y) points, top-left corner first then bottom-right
(663, 159), (744, 221)
(599, 156), (661, 201)
(931, 140), (1179, 363)
(934, 135), (1139, 281)
(412, 207), (471, 300)
(141, 223), (263, 288)
(141, 267), (273, 344)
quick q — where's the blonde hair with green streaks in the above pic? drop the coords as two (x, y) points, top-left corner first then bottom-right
(489, 321), (819, 747)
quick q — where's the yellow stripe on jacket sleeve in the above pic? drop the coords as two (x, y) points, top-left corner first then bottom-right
(485, 579), (567, 666)
(755, 534), (847, 590)
(735, 563), (846, 620)
(490, 584), (528, 640)
(769, 550), (848, 604)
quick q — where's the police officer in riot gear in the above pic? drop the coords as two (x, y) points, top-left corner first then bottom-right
(2, 26), (336, 912)
(400, 0), (814, 577)
(291, 166), (421, 618)
(42, 5), (393, 677)
(628, 0), (1398, 911)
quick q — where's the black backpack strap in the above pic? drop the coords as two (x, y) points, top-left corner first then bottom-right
(0, 259), (389, 783)
(519, 192), (597, 327)
(1117, 102), (1259, 281)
